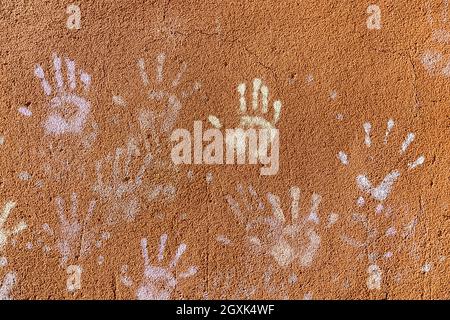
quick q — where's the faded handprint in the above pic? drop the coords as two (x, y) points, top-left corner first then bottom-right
(93, 137), (152, 224)
(421, 1), (450, 77)
(34, 53), (97, 141)
(226, 184), (337, 268)
(113, 53), (201, 152)
(120, 234), (197, 300)
(0, 272), (16, 300)
(336, 119), (425, 289)
(208, 264), (299, 300)
(208, 78), (282, 158)
(54, 193), (96, 267)
(337, 119), (425, 212)
(29, 192), (108, 267)
(0, 201), (27, 252)
(340, 209), (422, 290)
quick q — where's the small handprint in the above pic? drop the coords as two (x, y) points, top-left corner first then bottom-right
(337, 119), (425, 211)
(121, 234), (197, 300)
(93, 137), (152, 224)
(0, 272), (16, 300)
(421, 1), (450, 77)
(226, 184), (336, 268)
(113, 53), (201, 152)
(0, 201), (27, 252)
(34, 53), (96, 135)
(208, 78), (282, 158)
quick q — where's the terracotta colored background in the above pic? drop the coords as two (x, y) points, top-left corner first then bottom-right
(0, 0), (449, 299)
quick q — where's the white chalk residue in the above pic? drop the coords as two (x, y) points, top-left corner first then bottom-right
(367, 264), (382, 290)
(216, 235), (231, 245)
(112, 95), (127, 107)
(339, 119), (424, 207)
(54, 193), (97, 266)
(408, 156), (425, 170)
(33, 193), (107, 268)
(363, 122), (372, 147)
(0, 272), (16, 300)
(18, 171), (31, 181)
(384, 119), (394, 145)
(0, 201), (27, 252)
(338, 151), (348, 165)
(356, 170), (400, 202)
(134, 53), (201, 151)
(400, 133), (415, 154)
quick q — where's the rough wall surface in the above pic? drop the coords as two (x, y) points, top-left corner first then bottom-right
(0, 0), (449, 300)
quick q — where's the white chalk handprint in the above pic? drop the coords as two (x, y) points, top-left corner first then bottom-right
(54, 193), (97, 267)
(93, 137), (152, 224)
(121, 234), (197, 300)
(208, 78), (282, 158)
(227, 184), (337, 268)
(34, 53), (94, 135)
(338, 119), (425, 212)
(113, 53), (201, 151)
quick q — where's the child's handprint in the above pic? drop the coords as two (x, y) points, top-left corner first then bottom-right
(121, 234), (197, 300)
(29, 193), (110, 267)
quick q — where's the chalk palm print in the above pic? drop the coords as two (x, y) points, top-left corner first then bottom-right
(337, 119), (425, 213)
(93, 137), (153, 225)
(208, 78), (282, 158)
(29, 192), (109, 268)
(421, 0), (450, 77)
(120, 234), (197, 300)
(226, 184), (338, 268)
(113, 52), (201, 153)
(108, 53), (201, 211)
(337, 119), (425, 290)
(34, 53), (98, 146)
